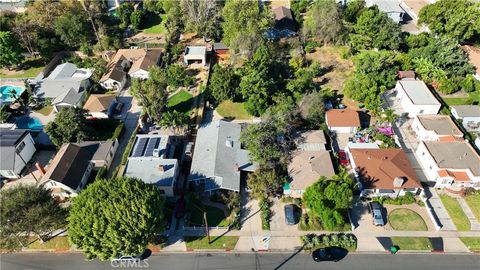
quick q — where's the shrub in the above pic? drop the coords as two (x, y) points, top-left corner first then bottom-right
(373, 192), (417, 205)
(111, 122), (125, 140)
(259, 199), (271, 230)
(304, 40), (320, 53)
(95, 166), (108, 181)
(301, 233), (357, 250)
(121, 126), (138, 165)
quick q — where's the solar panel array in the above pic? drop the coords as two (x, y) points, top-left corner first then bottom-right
(131, 137), (148, 157)
(144, 138), (160, 156)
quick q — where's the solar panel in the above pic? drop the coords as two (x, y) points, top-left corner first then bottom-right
(144, 138), (159, 157)
(131, 137), (148, 157)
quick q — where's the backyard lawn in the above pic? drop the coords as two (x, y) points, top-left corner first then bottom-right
(184, 236), (239, 250)
(388, 208), (428, 231)
(141, 13), (167, 34)
(443, 91), (480, 106)
(35, 105), (53, 116)
(26, 236), (70, 250)
(167, 90), (193, 113)
(460, 237), (480, 252)
(390, 237), (432, 251)
(0, 58), (46, 79)
(465, 193), (480, 221)
(439, 194), (470, 231)
(216, 100), (252, 120)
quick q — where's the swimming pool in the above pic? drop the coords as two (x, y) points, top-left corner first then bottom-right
(15, 116), (43, 130)
(0, 85), (24, 104)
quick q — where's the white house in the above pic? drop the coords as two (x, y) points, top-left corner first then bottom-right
(395, 79), (441, 117)
(349, 148), (423, 198)
(83, 94), (118, 119)
(450, 105), (480, 132)
(124, 134), (179, 197)
(416, 141), (480, 189)
(183, 46), (207, 66)
(326, 109), (361, 134)
(0, 129), (36, 179)
(366, 0), (406, 24)
(411, 114), (463, 142)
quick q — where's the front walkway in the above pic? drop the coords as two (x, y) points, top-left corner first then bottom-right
(457, 198), (480, 231)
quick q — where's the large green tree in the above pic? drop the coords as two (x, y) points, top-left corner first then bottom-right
(418, 0), (480, 42)
(68, 177), (165, 260)
(54, 12), (92, 48)
(117, 2), (135, 28)
(222, 0), (272, 58)
(159, 110), (190, 134)
(45, 107), (89, 148)
(209, 64), (240, 102)
(247, 167), (284, 200)
(0, 31), (23, 68)
(302, 0), (343, 44)
(349, 6), (401, 51)
(0, 185), (67, 249)
(130, 78), (167, 124)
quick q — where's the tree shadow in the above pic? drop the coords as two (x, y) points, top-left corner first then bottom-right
(274, 244), (305, 270)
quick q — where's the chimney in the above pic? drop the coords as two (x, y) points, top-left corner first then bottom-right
(234, 163), (240, 172)
(393, 177), (404, 187)
(157, 165), (165, 172)
(35, 162), (46, 176)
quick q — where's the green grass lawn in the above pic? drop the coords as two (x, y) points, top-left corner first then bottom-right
(443, 91), (480, 106)
(388, 208), (428, 231)
(188, 203), (229, 227)
(167, 90), (193, 113)
(390, 237), (432, 251)
(141, 13), (167, 34)
(0, 58), (46, 79)
(460, 237), (480, 252)
(26, 236), (70, 250)
(34, 105), (53, 116)
(216, 101), (252, 120)
(465, 193), (480, 221)
(439, 194), (470, 231)
(184, 236), (239, 250)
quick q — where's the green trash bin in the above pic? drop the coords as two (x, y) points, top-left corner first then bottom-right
(390, 245), (398, 254)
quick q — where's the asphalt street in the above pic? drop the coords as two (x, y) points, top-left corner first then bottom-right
(1, 253), (479, 270)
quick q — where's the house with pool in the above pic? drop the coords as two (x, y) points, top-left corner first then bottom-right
(0, 84), (25, 107)
(33, 63), (92, 112)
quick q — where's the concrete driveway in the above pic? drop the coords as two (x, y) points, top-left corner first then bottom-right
(350, 198), (388, 233)
(269, 198), (301, 233)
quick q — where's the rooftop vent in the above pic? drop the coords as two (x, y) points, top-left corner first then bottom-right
(393, 176), (404, 187)
(226, 139), (234, 148)
(157, 165), (165, 172)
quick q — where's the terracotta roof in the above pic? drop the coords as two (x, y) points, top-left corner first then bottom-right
(273, 6), (293, 20)
(83, 94), (116, 112)
(398, 71), (415, 79)
(351, 148), (421, 190)
(326, 109), (361, 127)
(461, 45), (480, 75)
(438, 135), (464, 142)
(437, 169), (471, 182)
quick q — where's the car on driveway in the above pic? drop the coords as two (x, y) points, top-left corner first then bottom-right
(369, 201), (386, 226)
(284, 204), (300, 225)
(338, 150), (349, 166)
(312, 247), (348, 262)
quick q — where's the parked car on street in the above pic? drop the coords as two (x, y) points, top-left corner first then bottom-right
(369, 201), (386, 226)
(338, 150), (349, 166)
(284, 204), (300, 225)
(312, 247), (348, 262)
(111, 255), (141, 263)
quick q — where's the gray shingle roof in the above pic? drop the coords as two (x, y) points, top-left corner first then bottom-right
(0, 129), (30, 171)
(424, 141), (480, 176)
(450, 105), (480, 118)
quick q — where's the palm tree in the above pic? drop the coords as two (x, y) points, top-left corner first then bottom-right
(381, 109), (397, 125)
(159, 110), (190, 135)
(332, 166), (354, 187)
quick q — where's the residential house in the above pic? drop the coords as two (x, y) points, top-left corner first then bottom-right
(0, 0), (27, 12)
(411, 114), (463, 142)
(450, 105), (480, 131)
(41, 141), (117, 199)
(416, 141), (480, 189)
(461, 45), (480, 81)
(265, 6), (296, 39)
(326, 109), (361, 134)
(213, 42), (230, 61)
(83, 94), (118, 119)
(349, 148), (423, 197)
(183, 46), (207, 66)
(124, 134), (179, 197)
(0, 129), (36, 179)
(188, 120), (256, 193)
(395, 79), (441, 117)
(100, 48), (163, 90)
(34, 63), (92, 112)
(366, 0), (406, 23)
(284, 130), (335, 198)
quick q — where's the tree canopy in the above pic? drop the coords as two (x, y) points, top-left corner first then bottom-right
(418, 0), (480, 43)
(68, 177), (165, 260)
(208, 64), (240, 102)
(54, 12), (92, 48)
(302, 0), (343, 44)
(247, 167), (284, 200)
(0, 31), (23, 68)
(45, 107), (89, 148)
(181, 0), (222, 39)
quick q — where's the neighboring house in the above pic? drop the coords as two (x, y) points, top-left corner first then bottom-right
(34, 63), (92, 112)
(326, 109), (361, 134)
(450, 105), (480, 131)
(83, 94), (118, 119)
(188, 120), (256, 193)
(0, 0), (27, 12)
(395, 79), (441, 117)
(411, 114), (463, 142)
(366, 0), (406, 23)
(213, 42), (230, 60)
(416, 141), (480, 189)
(41, 141), (111, 199)
(350, 148), (423, 198)
(461, 45), (480, 81)
(100, 48), (163, 90)
(284, 130), (335, 198)
(183, 46), (207, 66)
(265, 6), (296, 39)
(0, 129), (36, 179)
(124, 134), (179, 197)
(90, 139), (118, 169)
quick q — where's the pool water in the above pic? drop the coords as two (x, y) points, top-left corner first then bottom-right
(15, 116), (43, 130)
(0, 85), (25, 103)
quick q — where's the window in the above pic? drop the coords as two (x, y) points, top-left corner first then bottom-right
(16, 142), (26, 154)
(419, 110), (424, 114)
(441, 179), (450, 185)
(159, 190), (165, 195)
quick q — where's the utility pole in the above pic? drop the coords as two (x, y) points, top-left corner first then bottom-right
(203, 212), (210, 244)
